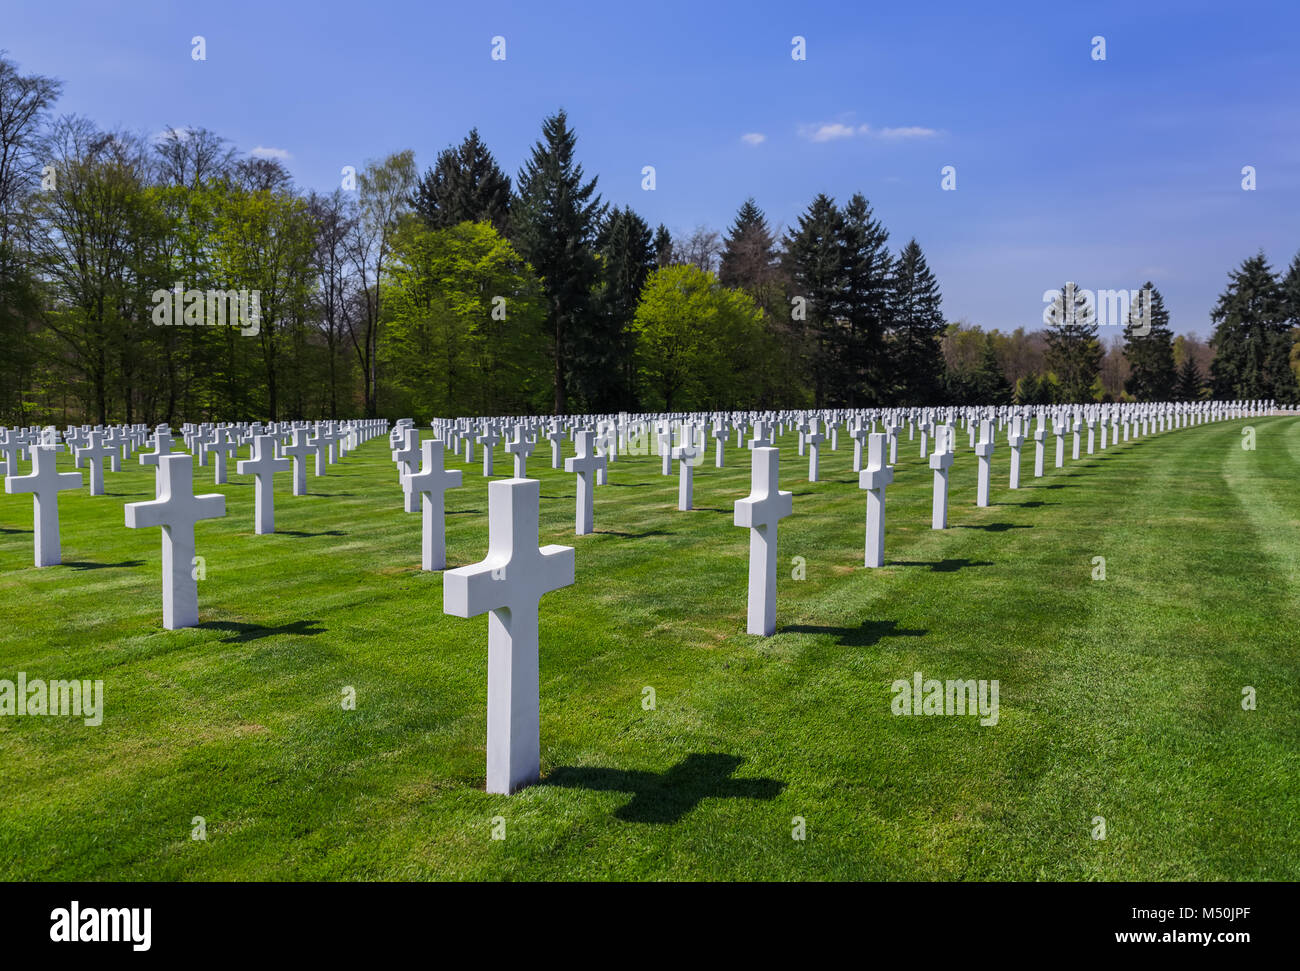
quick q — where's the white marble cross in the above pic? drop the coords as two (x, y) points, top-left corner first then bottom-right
(443, 478), (575, 794)
(975, 420), (995, 507)
(205, 429), (239, 485)
(712, 422), (728, 468)
(748, 421), (772, 450)
(1054, 420), (1066, 468)
(75, 430), (116, 496)
(477, 426), (500, 476)
(139, 429), (174, 490)
(405, 439), (462, 570)
(564, 429), (605, 535)
(930, 425), (954, 530)
(4, 445), (82, 566)
(806, 426), (825, 482)
(859, 432), (893, 568)
(1033, 419), (1047, 478)
(237, 434), (291, 534)
(671, 431), (703, 511)
(125, 454), (225, 629)
(1007, 418), (1025, 489)
(545, 424), (564, 469)
(734, 446), (792, 636)
(505, 425), (535, 478)
(281, 428), (314, 496)
(393, 429), (421, 512)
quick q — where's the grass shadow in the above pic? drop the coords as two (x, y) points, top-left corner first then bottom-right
(276, 530), (345, 538)
(62, 559), (145, 570)
(198, 619), (326, 643)
(955, 522), (1032, 532)
(886, 558), (993, 573)
(544, 753), (782, 824)
(779, 618), (927, 647)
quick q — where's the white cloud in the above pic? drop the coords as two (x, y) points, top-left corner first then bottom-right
(250, 146), (292, 160)
(877, 126), (940, 140)
(799, 122), (941, 143)
(740, 132), (766, 146)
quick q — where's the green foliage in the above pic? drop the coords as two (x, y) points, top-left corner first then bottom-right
(381, 220), (547, 417)
(412, 129), (511, 235)
(1209, 252), (1299, 403)
(889, 239), (945, 405)
(1123, 284), (1177, 401)
(1044, 282), (1103, 403)
(630, 264), (767, 411)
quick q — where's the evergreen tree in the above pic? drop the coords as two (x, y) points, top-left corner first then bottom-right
(1122, 283), (1177, 401)
(585, 205), (653, 410)
(1044, 281), (1102, 402)
(888, 238), (944, 405)
(1174, 354), (1204, 402)
(837, 194), (893, 405)
(1209, 252), (1296, 402)
(652, 223), (674, 270)
(782, 194), (844, 407)
(972, 333), (1013, 404)
(512, 110), (604, 413)
(412, 129), (511, 234)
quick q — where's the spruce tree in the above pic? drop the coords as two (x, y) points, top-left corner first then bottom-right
(586, 205), (654, 410)
(973, 333), (1013, 404)
(1175, 354), (1204, 402)
(412, 129), (511, 234)
(1044, 281), (1102, 402)
(888, 239), (944, 405)
(652, 224), (674, 270)
(837, 194), (893, 405)
(1209, 252), (1294, 402)
(782, 194), (844, 407)
(512, 110), (604, 413)
(1122, 283), (1177, 401)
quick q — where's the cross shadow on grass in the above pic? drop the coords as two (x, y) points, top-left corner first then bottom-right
(198, 620), (325, 643)
(0, 526), (32, 534)
(779, 618), (926, 646)
(887, 558), (993, 573)
(544, 753), (782, 824)
(955, 522), (1032, 532)
(991, 500), (1053, 508)
(62, 559), (145, 570)
(595, 529), (671, 539)
(276, 529), (345, 538)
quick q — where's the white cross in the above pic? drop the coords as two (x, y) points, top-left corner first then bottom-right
(443, 478), (575, 794)
(545, 424), (565, 469)
(733, 446), (792, 636)
(4, 445), (82, 566)
(505, 425), (535, 478)
(859, 432), (894, 568)
(0, 430), (22, 476)
(75, 430), (117, 496)
(806, 427), (825, 482)
(139, 429), (174, 490)
(205, 428), (239, 485)
(1007, 418), (1025, 489)
(281, 428), (314, 496)
(930, 424), (955, 530)
(564, 429), (605, 535)
(392, 428), (421, 512)
(237, 435), (291, 534)
(711, 422), (728, 468)
(671, 430), (703, 511)
(477, 426), (500, 476)
(748, 421), (772, 450)
(124, 454), (225, 629)
(975, 420), (995, 507)
(310, 425), (337, 476)
(405, 439), (462, 570)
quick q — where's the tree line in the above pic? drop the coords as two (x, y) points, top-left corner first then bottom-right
(1, 52), (1296, 426)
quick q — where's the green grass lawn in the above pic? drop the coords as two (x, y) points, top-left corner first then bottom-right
(1, 415), (1297, 880)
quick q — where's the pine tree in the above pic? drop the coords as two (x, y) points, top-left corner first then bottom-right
(1122, 283), (1177, 401)
(652, 224), (674, 270)
(412, 129), (511, 234)
(1044, 282), (1102, 402)
(837, 194), (893, 405)
(973, 334), (1013, 404)
(782, 194), (844, 407)
(1175, 354), (1204, 402)
(1209, 252), (1295, 402)
(511, 110), (604, 413)
(586, 205), (653, 410)
(888, 239), (944, 405)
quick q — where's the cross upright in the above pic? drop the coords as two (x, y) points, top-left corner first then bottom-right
(0, 429), (21, 477)
(565, 429), (606, 535)
(734, 446), (792, 636)
(1054, 419), (1066, 468)
(392, 428), (421, 512)
(505, 424), (535, 478)
(1007, 417), (1025, 488)
(139, 428), (174, 490)
(930, 424), (955, 529)
(310, 424), (337, 476)
(806, 425), (825, 481)
(748, 420), (772, 450)
(975, 419), (996, 506)
(711, 421), (728, 468)
(545, 423), (565, 469)
(859, 432), (894, 568)
(4, 445), (82, 566)
(281, 428), (315, 496)
(850, 421), (868, 472)
(443, 478), (575, 794)
(1033, 416), (1047, 478)
(76, 430), (117, 496)
(237, 434), (292, 534)
(671, 429), (704, 511)
(125, 454), (225, 629)
(405, 438), (462, 570)
(205, 428), (239, 485)
(477, 425), (501, 476)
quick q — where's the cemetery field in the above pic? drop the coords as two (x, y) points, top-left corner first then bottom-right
(1, 417), (1298, 881)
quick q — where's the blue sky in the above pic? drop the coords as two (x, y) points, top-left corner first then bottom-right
(6, 0), (1298, 336)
